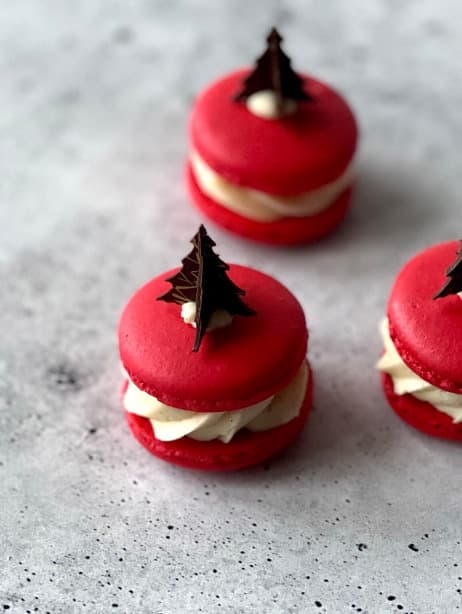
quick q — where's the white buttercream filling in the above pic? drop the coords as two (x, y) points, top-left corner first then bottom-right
(124, 361), (308, 443)
(377, 318), (462, 423)
(181, 301), (233, 330)
(246, 90), (297, 119)
(191, 150), (353, 223)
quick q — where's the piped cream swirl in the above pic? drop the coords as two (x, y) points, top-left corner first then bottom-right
(191, 151), (353, 223)
(246, 90), (297, 119)
(124, 362), (308, 443)
(181, 301), (233, 331)
(377, 318), (462, 423)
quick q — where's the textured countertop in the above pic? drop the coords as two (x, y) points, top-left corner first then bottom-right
(1, 1), (462, 613)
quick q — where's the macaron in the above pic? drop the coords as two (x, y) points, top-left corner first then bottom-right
(377, 240), (462, 440)
(187, 28), (358, 245)
(118, 225), (313, 470)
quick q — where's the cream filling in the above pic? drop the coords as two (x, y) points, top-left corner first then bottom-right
(246, 90), (297, 119)
(377, 318), (462, 423)
(181, 301), (233, 330)
(124, 361), (308, 443)
(191, 151), (353, 222)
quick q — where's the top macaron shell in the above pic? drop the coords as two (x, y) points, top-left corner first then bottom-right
(388, 241), (462, 394)
(189, 69), (358, 196)
(118, 265), (308, 412)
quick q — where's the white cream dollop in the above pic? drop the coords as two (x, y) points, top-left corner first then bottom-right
(191, 151), (353, 223)
(246, 90), (297, 119)
(181, 301), (233, 331)
(377, 318), (462, 423)
(123, 361), (308, 443)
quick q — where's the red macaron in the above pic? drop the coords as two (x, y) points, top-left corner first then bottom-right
(378, 240), (462, 440)
(118, 228), (313, 470)
(187, 30), (358, 245)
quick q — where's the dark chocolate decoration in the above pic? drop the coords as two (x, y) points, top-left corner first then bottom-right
(234, 27), (311, 111)
(157, 225), (255, 351)
(433, 240), (462, 299)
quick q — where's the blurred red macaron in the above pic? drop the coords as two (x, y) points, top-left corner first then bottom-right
(377, 240), (462, 440)
(187, 28), (358, 245)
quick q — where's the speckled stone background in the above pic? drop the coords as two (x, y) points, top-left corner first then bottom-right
(1, 1), (462, 613)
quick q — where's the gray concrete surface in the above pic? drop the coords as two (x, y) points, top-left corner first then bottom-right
(1, 1), (462, 612)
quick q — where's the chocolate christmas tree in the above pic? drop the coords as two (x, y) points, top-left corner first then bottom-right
(157, 225), (255, 351)
(433, 241), (462, 299)
(234, 27), (311, 112)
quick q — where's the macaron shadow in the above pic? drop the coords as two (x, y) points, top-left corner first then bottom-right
(341, 161), (443, 246)
(258, 160), (444, 257)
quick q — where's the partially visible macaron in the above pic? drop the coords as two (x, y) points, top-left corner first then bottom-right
(187, 28), (358, 245)
(377, 240), (462, 440)
(118, 225), (313, 470)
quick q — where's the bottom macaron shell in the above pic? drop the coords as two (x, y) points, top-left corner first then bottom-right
(124, 362), (313, 470)
(382, 373), (462, 441)
(187, 163), (352, 246)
